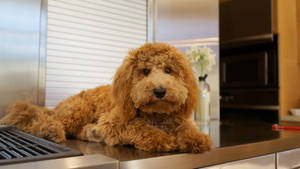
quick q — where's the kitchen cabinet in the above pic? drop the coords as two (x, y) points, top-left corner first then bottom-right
(277, 0), (300, 117)
(297, 0), (300, 64)
(202, 154), (275, 169)
(277, 148), (300, 169)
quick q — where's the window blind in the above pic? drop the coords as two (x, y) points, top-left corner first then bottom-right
(46, 0), (147, 108)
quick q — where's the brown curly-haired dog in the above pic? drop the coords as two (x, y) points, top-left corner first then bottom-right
(0, 43), (212, 153)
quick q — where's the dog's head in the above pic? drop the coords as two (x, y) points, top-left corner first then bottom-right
(112, 43), (198, 121)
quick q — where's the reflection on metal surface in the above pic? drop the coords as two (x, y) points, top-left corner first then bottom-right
(222, 33), (273, 45)
(221, 104), (280, 110)
(63, 122), (300, 169)
(64, 140), (177, 162)
(147, 0), (156, 42)
(220, 34), (274, 49)
(0, 0), (46, 116)
(197, 120), (220, 148)
(119, 136), (300, 169)
(277, 148), (300, 169)
(211, 154), (276, 169)
(0, 154), (117, 169)
(37, 0), (47, 106)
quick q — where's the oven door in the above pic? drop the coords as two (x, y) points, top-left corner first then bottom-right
(221, 51), (269, 88)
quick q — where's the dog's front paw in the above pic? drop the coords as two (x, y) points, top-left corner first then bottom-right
(48, 131), (66, 143)
(177, 132), (212, 153)
(76, 124), (104, 142)
(39, 121), (66, 143)
(134, 132), (177, 152)
(86, 126), (104, 142)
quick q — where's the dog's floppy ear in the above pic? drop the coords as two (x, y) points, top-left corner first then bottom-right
(178, 54), (199, 119)
(112, 53), (136, 122)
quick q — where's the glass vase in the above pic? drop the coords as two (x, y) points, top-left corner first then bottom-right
(196, 75), (211, 123)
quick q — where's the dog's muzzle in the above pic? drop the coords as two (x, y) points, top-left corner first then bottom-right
(153, 86), (166, 99)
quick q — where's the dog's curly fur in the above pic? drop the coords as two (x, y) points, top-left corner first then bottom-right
(0, 43), (212, 153)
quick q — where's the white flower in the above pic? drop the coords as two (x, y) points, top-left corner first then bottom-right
(185, 46), (216, 76)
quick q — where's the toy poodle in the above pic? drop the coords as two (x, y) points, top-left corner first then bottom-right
(0, 43), (212, 153)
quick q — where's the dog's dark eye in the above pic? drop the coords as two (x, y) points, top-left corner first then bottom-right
(165, 68), (172, 74)
(143, 69), (150, 76)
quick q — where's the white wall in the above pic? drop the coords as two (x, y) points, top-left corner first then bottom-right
(46, 0), (147, 108)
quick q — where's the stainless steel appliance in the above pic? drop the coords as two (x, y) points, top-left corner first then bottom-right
(219, 0), (279, 118)
(0, 126), (81, 165)
(0, 0), (84, 165)
(0, 0), (47, 117)
(221, 41), (278, 89)
(220, 37), (279, 109)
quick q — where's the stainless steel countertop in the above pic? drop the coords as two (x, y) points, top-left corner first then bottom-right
(62, 121), (300, 169)
(0, 154), (117, 169)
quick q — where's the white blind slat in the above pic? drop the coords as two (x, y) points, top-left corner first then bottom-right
(47, 43), (129, 58)
(47, 56), (120, 69)
(48, 0), (146, 25)
(47, 50), (123, 63)
(47, 12), (146, 36)
(47, 23), (145, 41)
(48, 6), (146, 31)
(47, 31), (141, 48)
(82, 0), (146, 15)
(46, 69), (114, 79)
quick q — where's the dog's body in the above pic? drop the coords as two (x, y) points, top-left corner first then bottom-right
(0, 43), (212, 153)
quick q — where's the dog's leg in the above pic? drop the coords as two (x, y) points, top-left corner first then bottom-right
(0, 101), (66, 143)
(89, 113), (177, 152)
(123, 119), (177, 152)
(76, 123), (103, 142)
(54, 95), (95, 137)
(175, 120), (212, 153)
(29, 116), (66, 143)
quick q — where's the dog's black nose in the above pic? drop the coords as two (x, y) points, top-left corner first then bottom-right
(153, 86), (166, 99)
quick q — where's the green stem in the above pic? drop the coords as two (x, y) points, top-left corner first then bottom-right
(200, 63), (204, 77)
